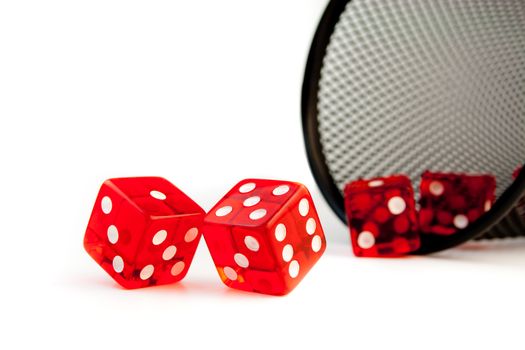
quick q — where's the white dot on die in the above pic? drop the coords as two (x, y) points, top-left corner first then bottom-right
(150, 190), (167, 200)
(107, 225), (119, 244)
(485, 200), (492, 212)
(275, 224), (287, 242)
(289, 260), (300, 278)
(171, 261), (185, 276)
(223, 267), (238, 281)
(273, 185), (290, 196)
(299, 199), (310, 217)
(243, 196), (261, 207)
(388, 197), (406, 215)
(429, 181), (445, 197)
(101, 196), (112, 214)
(454, 214), (469, 229)
(249, 209), (267, 221)
(369, 180), (384, 188)
(140, 265), (155, 280)
(152, 230), (168, 246)
(244, 236), (260, 252)
(162, 245), (177, 261)
(312, 235), (322, 253)
(234, 253), (249, 268)
(239, 182), (256, 194)
(112, 256), (124, 273)
(282, 244), (294, 262)
(184, 227), (199, 243)
(215, 206), (233, 217)
(357, 231), (376, 249)
(306, 218), (317, 235)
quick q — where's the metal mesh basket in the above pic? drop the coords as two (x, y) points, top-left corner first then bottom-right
(302, 0), (525, 254)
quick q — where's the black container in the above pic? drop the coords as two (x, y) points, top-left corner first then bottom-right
(302, 0), (525, 254)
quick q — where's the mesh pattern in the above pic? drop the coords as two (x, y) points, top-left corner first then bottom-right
(317, 0), (525, 208)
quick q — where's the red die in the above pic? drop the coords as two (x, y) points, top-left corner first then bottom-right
(419, 172), (496, 236)
(513, 167), (522, 179)
(84, 177), (205, 289)
(344, 176), (420, 257)
(202, 179), (326, 296)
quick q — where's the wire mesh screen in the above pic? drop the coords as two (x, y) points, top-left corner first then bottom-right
(317, 0), (525, 208)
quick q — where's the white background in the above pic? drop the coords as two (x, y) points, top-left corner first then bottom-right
(1, 1), (524, 349)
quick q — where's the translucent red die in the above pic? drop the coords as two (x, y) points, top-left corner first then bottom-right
(344, 175), (420, 257)
(202, 179), (326, 296)
(84, 177), (205, 289)
(419, 172), (496, 236)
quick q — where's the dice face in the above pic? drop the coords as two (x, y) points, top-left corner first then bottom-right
(344, 176), (420, 257)
(84, 177), (204, 289)
(202, 179), (326, 296)
(419, 172), (496, 236)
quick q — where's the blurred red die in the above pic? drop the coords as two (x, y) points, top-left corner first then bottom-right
(419, 172), (496, 236)
(344, 175), (420, 257)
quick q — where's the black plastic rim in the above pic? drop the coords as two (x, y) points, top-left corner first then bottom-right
(301, 0), (525, 255)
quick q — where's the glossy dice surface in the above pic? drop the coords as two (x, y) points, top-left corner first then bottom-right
(419, 172), (496, 235)
(202, 179), (326, 296)
(344, 176), (420, 257)
(84, 177), (205, 289)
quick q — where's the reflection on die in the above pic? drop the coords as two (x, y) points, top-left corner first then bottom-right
(202, 179), (327, 296)
(84, 177), (205, 289)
